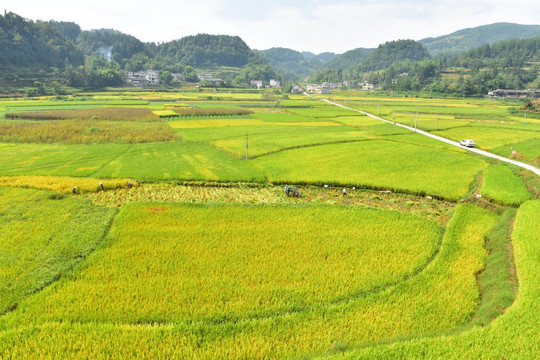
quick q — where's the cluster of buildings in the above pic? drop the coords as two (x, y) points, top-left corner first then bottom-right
(250, 79), (281, 89)
(124, 70), (376, 94)
(124, 70), (160, 86)
(488, 89), (540, 99)
(124, 70), (184, 86)
(197, 74), (224, 86)
(304, 81), (375, 94)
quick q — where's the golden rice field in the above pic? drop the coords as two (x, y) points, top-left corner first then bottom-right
(322, 200), (540, 359)
(0, 175), (136, 194)
(0, 200), (499, 359)
(0, 89), (538, 359)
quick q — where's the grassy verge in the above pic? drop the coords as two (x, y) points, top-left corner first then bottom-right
(469, 207), (518, 327)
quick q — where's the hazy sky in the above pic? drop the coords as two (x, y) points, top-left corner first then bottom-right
(3, 0), (540, 53)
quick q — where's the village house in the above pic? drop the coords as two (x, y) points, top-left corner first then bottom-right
(362, 82), (375, 91)
(251, 80), (263, 89)
(306, 84), (330, 95)
(291, 85), (303, 94)
(269, 79), (281, 88)
(197, 74), (213, 82)
(324, 82), (342, 90)
(124, 70), (160, 86)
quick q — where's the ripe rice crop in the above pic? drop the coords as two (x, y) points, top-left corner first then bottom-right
(85, 183), (282, 205)
(0, 187), (117, 317)
(5, 108), (161, 122)
(170, 107), (253, 117)
(0, 176), (134, 194)
(0, 119), (176, 144)
(480, 165), (531, 206)
(82, 183), (455, 224)
(324, 200), (540, 359)
(6, 203), (441, 324)
(0, 203), (497, 359)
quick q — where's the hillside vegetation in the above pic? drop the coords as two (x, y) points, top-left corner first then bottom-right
(420, 22), (540, 56)
(0, 12), (83, 69)
(2, 12), (540, 97)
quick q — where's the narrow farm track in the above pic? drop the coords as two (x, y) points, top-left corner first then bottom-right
(316, 96), (540, 177)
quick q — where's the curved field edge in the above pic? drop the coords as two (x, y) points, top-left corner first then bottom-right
(0, 187), (118, 316)
(253, 139), (486, 200)
(319, 200), (540, 360)
(1, 203), (442, 326)
(0, 203), (497, 359)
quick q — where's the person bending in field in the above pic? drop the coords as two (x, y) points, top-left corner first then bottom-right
(285, 185), (291, 197)
(343, 187), (347, 196)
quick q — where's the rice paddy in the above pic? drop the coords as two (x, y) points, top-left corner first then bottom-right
(0, 89), (538, 359)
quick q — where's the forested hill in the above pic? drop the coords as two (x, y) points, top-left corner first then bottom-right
(156, 34), (252, 68)
(349, 40), (430, 73)
(420, 23), (540, 56)
(76, 29), (150, 66)
(457, 37), (540, 65)
(254, 48), (336, 81)
(322, 48), (374, 71)
(309, 39), (430, 83)
(0, 12), (84, 68)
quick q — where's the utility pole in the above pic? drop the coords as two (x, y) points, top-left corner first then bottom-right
(436, 112), (439, 131)
(377, 103), (380, 117)
(364, 99), (367, 115)
(414, 107), (419, 133)
(246, 133), (248, 160)
(393, 110), (396, 124)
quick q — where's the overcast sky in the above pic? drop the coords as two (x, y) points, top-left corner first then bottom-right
(3, 0), (540, 53)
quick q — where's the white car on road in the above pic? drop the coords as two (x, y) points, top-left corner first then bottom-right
(459, 139), (476, 147)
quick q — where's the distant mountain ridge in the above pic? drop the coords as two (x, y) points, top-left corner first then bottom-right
(1, 11), (539, 94)
(420, 22), (540, 56)
(254, 48), (336, 81)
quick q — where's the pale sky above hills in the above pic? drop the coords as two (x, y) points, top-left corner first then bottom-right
(3, 0), (540, 53)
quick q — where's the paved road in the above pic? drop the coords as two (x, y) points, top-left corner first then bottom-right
(318, 97), (540, 177)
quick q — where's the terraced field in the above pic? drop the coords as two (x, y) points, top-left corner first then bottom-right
(0, 90), (538, 359)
